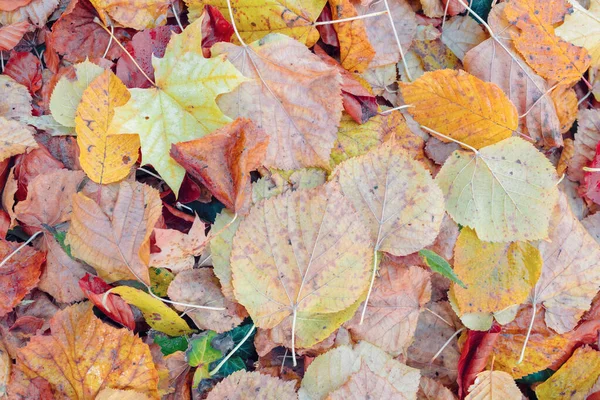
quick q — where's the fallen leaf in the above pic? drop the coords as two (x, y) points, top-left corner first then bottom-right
(551, 85), (578, 134)
(67, 180), (162, 284)
(0, 0), (58, 27)
(401, 69), (518, 149)
(15, 302), (159, 399)
(76, 69), (140, 184)
(0, 117), (37, 162)
(418, 377), (456, 400)
(568, 109), (600, 181)
(151, 216), (207, 273)
(419, 249), (466, 288)
(13, 146), (64, 201)
(0, 21), (32, 51)
(532, 192), (600, 334)
(536, 346), (600, 400)
(212, 33), (342, 170)
(345, 264), (431, 356)
(170, 118), (269, 213)
(465, 370), (522, 399)
(0, 0), (32, 12)
(187, 0), (327, 47)
(556, 0), (600, 69)
(0, 75), (32, 120)
(441, 15), (486, 61)
(326, 361), (406, 400)
(79, 274), (135, 330)
(50, 59), (105, 127)
(167, 268), (245, 333)
(435, 137), (559, 242)
(3, 51), (43, 94)
(90, 0), (170, 30)
(231, 182), (372, 348)
(187, 331), (222, 385)
(457, 323), (501, 398)
(111, 286), (194, 336)
(207, 370), (298, 400)
(0, 239), (44, 317)
(209, 209), (241, 301)
(96, 388), (152, 400)
(201, 5), (234, 56)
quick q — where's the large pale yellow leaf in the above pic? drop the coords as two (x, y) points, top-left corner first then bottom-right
(401, 69), (518, 149)
(532, 192), (600, 333)
(535, 346), (600, 400)
(435, 137), (559, 242)
(335, 141), (444, 255)
(66, 181), (162, 285)
(15, 303), (159, 399)
(0, 117), (37, 162)
(213, 34), (342, 170)
(451, 227), (542, 325)
(111, 45), (248, 195)
(90, 0), (170, 30)
(465, 371), (522, 399)
(186, 0), (327, 46)
(207, 371), (298, 400)
(230, 182), (372, 347)
(111, 286), (194, 336)
(76, 69), (140, 184)
(50, 59), (105, 127)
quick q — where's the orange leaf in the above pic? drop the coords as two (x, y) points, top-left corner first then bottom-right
(89, 0), (170, 30)
(0, 0), (32, 12)
(15, 303), (160, 399)
(0, 21), (31, 51)
(150, 215), (207, 273)
(0, 239), (44, 317)
(170, 118), (269, 214)
(550, 85), (578, 134)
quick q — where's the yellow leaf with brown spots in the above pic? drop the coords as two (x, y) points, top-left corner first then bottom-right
(90, 0), (170, 30)
(15, 302), (160, 399)
(401, 69), (518, 149)
(76, 70), (140, 185)
(550, 85), (578, 134)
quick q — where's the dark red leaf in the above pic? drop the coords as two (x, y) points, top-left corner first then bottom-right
(178, 174), (203, 204)
(316, 4), (339, 48)
(201, 5), (234, 57)
(457, 323), (501, 399)
(4, 52), (42, 94)
(78, 274), (136, 331)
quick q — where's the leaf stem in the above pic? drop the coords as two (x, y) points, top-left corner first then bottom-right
(226, 0), (247, 47)
(291, 306), (298, 367)
(383, 0), (412, 82)
(102, 23), (114, 59)
(379, 104), (414, 115)
(518, 83), (558, 118)
(517, 302), (536, 364)
(431, 327), (464, 363)
(313, 10), (388, 26)
(584, 167), (600, 172)
(209, 324), (256, 376)
(359, 249), (378, 324)
(0, 231), (43, 268)
(172, 2), (184, 32)
(420, 125), (480, 154)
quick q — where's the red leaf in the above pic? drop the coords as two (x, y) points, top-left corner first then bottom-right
(316, 4), (339, 48)
(0, 0), (32, 11)
(78, 274), (136, 331)
(9, 316), (44, 336)
(178, 174), (202, 204)
(314, 45), (378, 124)
(457, 323), (502, 399)
(201, 5), (234, 57)
(48, 0), (129, 63)
(0, 21), (32, 52)
(14, 147), (64, 201)
(116, 25), (180, 89)
(0, 210), (9, 239)
(4, 52), (43, 95)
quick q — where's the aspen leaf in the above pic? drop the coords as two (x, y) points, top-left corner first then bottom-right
(186, 0), (327, 47)
(212, 33), (343, 170)
(335, 141), (444, 255)
(532, 192), (600, 334)
(15, 303), (160, 399)
(111, 286), (194, 336)
(0, 75), (31, 120)
(111, 41), (248, 195)
(230, 183), (372, 347)
(150, 216), (207, 273)
(465, 371), (522, 399)
(535, 346), (600, 400)
(90, 0), (170, 30)
(435, 137), (559, 242)
(75, 69), (140, 185)
(67, 181), (162, 285)
(0, 117), (37, 162)
(401, 69), (519, 149)
(207, 370), (298, 400)
(451, 227), (542, 321)
(556, 0), (600, 68)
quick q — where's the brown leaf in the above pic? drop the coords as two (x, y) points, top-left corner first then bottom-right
(171, 118), (269, 214)
(417, 377), (456, 400)
(167, 268), (246, 333)
(67, 181), (162, 284)
(150, 216), (207, 273)
(0, 117), (37, 163)
(568, 109), (600, 181)
(206, 371), (297, 400)
(326, 361), (406, 399)
(0, 75), (31, 120)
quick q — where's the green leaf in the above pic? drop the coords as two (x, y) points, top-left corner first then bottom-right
(210, 356), (245, 378)
(153, 333), (188, 356)
(53, 231), (73, 259)
(468, 0), (493, 21)
(419, 249), (467, 289)
(186, 331), (222, 368)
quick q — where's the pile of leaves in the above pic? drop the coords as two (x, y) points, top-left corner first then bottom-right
(1, 0), (600, 398)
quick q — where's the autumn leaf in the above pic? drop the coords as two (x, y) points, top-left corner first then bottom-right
(0, 21), (32, 51)
(79, 274), (135, 330)
(186, 0), (327, 47)
(111, 25), (248, 195)
(465, 371), (522, 399)
(556, 0), (600, 69)
(212, 33), (342, 170)
(551, 84), (578, 133)
(3, 52), (43, 94)
(15, 302), (160, 399)
(67, 180), (162, 284)
(326, 361), (406, 400)
(207, 370), (298, 400)
(76, 69), (140, 185)
(401, 69), (519, 149)
(170, 118), (269, 214)
(0, 117), (37, 162)
(568, 109), (600, 181)
(210, 209), (242, 301)
(441, 16), (486, 60)
(187, 331), (222, 385)
(0, 75), (31, 120)
(110, 286), (194, 336)
(435, 137), (559, 242)
(231, 182), (372, 349)
(90, 0), (170, 30)
(150, 215), (207, 273)
(0, 0), (58, 27)
(0, 0), (32, 12)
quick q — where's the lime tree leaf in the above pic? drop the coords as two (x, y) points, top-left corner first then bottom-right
(230, 182), (372, 349)
(435, 137), (559, 242)
(419, 249), (466, 289)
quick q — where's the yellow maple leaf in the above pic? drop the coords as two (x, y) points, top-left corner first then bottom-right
(76, 70), (140, 184)
(110, 28), (248, 195)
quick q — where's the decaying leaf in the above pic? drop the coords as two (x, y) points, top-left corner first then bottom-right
(568, 109), (600, 181)
(435, 137), (559, 242)
(0, 21), (32, 51)
(441, 16), (486, 61)
(90, 0), (170, 30)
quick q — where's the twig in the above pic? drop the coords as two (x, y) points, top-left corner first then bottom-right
(379, 104), (414, 115)
(102, 23), (114, 59)
(383, 0), (412, 82)
(137, 167), (163, 181)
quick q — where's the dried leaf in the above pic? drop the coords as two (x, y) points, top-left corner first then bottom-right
(0, 75), (32, 120)
(435, 137), (559, 242)
(401, 69), (518, 149)
(150, 216), (207, 273)
(207, 370), (298, 400)
(79, 274), (135, 330)
(96, 388), (152, 400)
(212, 33), (342, 170)
(326, 361), (406, 400)
(210, 209), (241, 301)
(465, 371), (522, 399)
(0, 21), (32, 51)
(15, 303), (159, 399)
(0, 117), (37, 162)
(90, 0), (170, 30)
(0, 1), (32, 12)
(568, 109), (600, 181)
(556, 0), (600, 68)
(550, 85), (578, 134)
(441, 16), (487, 61)
(0, 0), (58, 27)
(3, 51), (43, 94)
